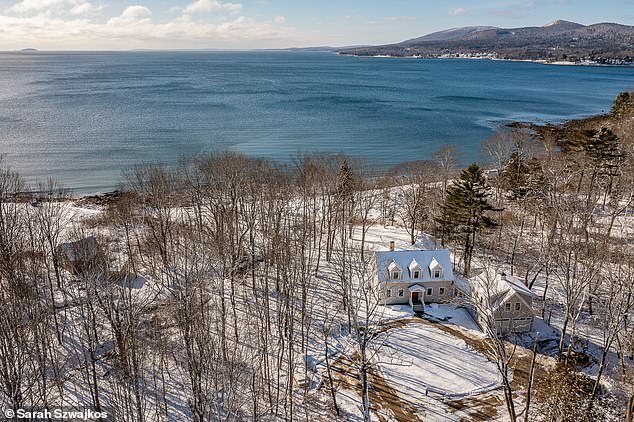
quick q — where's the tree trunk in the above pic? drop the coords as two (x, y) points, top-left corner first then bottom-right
(523, 333), (539, 422)
(324, 339), (340, 416)
(558, 312), (570, 360)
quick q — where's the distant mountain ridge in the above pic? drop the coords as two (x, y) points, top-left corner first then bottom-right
(339, 21), (634, 65)
(403, 26), (497, 44)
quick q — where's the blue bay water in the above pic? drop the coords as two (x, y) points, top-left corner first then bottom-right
(0, 51), (632, 194)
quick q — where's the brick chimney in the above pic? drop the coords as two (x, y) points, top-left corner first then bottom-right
(389, 241), (395, 251)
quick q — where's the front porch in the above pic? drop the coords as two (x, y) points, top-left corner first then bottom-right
(408, 285), (425, 312)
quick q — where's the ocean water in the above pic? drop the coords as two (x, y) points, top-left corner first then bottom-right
(0, 51), (632, 194)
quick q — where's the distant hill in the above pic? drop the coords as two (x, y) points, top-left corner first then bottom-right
(402, 26), (497, 44)
(338, 21), (634, 65)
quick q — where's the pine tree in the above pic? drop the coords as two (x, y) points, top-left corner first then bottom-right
(335, 159), (355, 203)
(500, 151), (546, 201)
(584, 128), (623, 179)
(569, 128), (625, 206)
(438, 163), (498, 276)
(610, 91), (633, 118)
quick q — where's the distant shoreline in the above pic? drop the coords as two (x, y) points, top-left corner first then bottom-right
(336, 53), (634, 67)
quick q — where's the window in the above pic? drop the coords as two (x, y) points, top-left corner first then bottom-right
(505, 303), (511, 312)
(515, 302), (521, 311)
(434, 270), (441, 279)
(439, 287), (445, 295)
(413, 270), (420, 279)
(427, 287), (433, 296)
(392, 271), (400, 280)
(398, 289), (404, 297)
(386, 289), (392, 297)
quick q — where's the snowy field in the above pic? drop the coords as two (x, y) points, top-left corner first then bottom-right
(379, 321), (502, 398)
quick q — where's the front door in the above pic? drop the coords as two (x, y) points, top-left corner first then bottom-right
(411, 292), (419, 303)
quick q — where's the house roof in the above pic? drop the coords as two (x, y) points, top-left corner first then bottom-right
(388, 260), (401, 270)
(472, 272), (538, 312)
(375, 249), (454, 283)
(408, 258), (422, 271)
(60, 235), (100, 263)
(502, 275), (539, 299)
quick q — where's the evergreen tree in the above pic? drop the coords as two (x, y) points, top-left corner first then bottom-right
(500, 151), (546, 201)
(438, 163), (498, 276)
(335, 159), (355, 203)
(583, 128), (623, 179)
(569, 128), (625, 205)
(610, 91), (633, 118)
(335, 158), (357, 241)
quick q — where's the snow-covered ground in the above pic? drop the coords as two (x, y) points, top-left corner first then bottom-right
(14, 184), (631, 421)
(423, 303), (483, 332)
(379, 321), (502, 398)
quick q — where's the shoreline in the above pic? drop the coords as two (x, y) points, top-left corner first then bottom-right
(337, 53), (634, 67)
(48, 107), (614, 204)
(19, 104), (624, 203)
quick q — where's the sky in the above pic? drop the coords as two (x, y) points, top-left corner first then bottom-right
(0, 0), (632, 50)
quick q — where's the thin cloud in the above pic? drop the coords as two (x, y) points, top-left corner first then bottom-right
(0, 3), (293, 50)
(183, 0), (242, 15)
(10, 0), (101, 14)
(385, 16), (416, 22)
(106, 5), (152, 26)
(448, 7), (467, 17)
(70, 2), (102, 15)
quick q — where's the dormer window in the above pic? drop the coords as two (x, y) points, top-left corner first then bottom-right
(428, 257), (443, 279)
(408, 258), (423, 280)
(388, 260), (402, 281)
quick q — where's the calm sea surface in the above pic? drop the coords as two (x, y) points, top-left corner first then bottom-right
(0, 51), (632, 194)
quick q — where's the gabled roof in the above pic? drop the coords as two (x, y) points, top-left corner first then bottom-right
(472, 272), (538, 313)
(60, 235), (100, 263)
(408, 285), (426, 292)
(388, 260), (402, 272)
(428, 257), (442, 271)
(375, 249), (454, 283)
(502, 275), (539, 299)
(408, 258), (422, 271)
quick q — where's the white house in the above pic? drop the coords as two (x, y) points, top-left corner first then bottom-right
(375, 243), (456, 312)
(470, 273), (539, 335)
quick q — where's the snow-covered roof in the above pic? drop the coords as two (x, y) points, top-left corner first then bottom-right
(472, 272), (538, 312)
(408, 258), (422, 271)
(429, 257), (442, 271)
(408, 285), (426, 292)
(375, 249), (454, 283)
(60, 235), (100, 263)
(454, 277), (471, 294)
(501, 275), (539, 299)
(388, 260), (402, 272)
